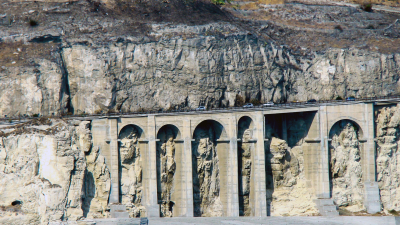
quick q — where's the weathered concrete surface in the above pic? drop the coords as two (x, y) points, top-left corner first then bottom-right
(91, 216), (400, 225)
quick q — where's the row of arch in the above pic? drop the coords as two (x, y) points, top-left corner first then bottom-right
(117, 116), (365, 217)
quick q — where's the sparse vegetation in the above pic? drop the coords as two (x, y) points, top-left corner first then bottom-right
(250, 98), (261, 106)
(235, 95), (245, 107)
(361, 2), (373, 12)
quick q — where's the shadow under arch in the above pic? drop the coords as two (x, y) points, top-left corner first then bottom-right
(192, 119), (226, 217)
(328, 119), (364, 200)
(119, 124), (145, 139)
(237, 116), (255, 216)
(156, 124), (181, 217)
(118, 124), (144, 210)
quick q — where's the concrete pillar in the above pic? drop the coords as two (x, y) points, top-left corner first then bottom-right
(108, 118), (119, 203)
(146, 115), (159, 217)
(363, 103), (381, 213)
(318, 107), (330, 199)
(254, 113), (267, 216)
(182, 118), (194, 217)
(227, 115), (239, 217)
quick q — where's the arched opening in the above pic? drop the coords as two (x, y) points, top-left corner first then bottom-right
(192, 120), (226, 217)
(328, 119), (364, 212)
(156, 124), (181, 217)
(237, 116), (255, 216)
(118, 124), (145, 217)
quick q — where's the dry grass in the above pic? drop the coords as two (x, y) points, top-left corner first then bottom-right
(0, 42), (59, 67)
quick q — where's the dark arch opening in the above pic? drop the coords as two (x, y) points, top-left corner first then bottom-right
(192, 120), (226, 217)
(328, 119), (363, 203)
(119, 124), (144, 139)
(156, 124), (181, 217)
(237, 116), (254, 216)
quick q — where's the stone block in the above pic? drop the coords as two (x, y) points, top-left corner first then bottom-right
(110, 205), (130, 218)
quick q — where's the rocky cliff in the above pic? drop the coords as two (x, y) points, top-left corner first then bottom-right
(0, 0), (399, 116)
(0, 119), (110, 224)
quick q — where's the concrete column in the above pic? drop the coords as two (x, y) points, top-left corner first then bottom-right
(363, 103), (381, 213)
(254, 112), (267, 216)
(183, 118), (194, 217)
(108, 118), (119, 203)
(318, 106), (330, 199)
(228, 115), (239, 217)
(146, 115), (159, 217)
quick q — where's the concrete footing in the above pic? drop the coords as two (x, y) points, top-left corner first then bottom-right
(314, 199), (339, 216)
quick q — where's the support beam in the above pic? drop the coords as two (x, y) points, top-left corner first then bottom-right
(108, 118), (119, 204)
(318, 107), (330, 199)
(146, 115), (159, 217)
(363, 103), (381, 213)
(183, 119), (194, 217)
(227, 115), (239, 217)
(254, 113), (267, 216)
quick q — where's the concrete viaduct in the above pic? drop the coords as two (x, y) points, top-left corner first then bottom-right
(89, 98), (398, 217)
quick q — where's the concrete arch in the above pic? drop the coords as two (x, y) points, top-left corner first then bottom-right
(329, 119), (364, 139)
(192, 119), (228, 140)
(119, 124), (145, 139)
(157, 124), (182, 141)
(237, 116), (255, 139)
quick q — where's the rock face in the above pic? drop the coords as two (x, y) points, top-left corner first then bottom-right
(0, 119), (111, 224)
(238, 129), (253, 216)
(192, 126), (223, 217)
(1, 21), (400, 116)
(329, 120), (364, 212)
(157, 127), (177, 217)
(265, 137), (317, 216)
(119, 125), (145, 217)
(376, 105), (400, 212)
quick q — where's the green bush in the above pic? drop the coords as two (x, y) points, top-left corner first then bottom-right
(32, 114), (39, 117)
(211, 0), (231, 5)
(335, 96), (343, 100)
(250, 98), (261, 106)
(235, 95), (245, 107)
(361, 3), (373, 12)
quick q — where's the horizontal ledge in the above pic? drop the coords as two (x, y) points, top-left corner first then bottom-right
(304, 139), (321, 143)
(238, 139), (257, 143)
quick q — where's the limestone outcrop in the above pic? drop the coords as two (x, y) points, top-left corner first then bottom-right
(376, 105), (400, 213)
(119, 126), (145, 217)
(238, 129), (252, 216)
(0, 119), (111, 224)
(157, 128), (176, 217)
(1, 21), (400, 116)
(266, 137), (318, 216)
(193, 127), (223, 217)
(329, 120), (364, 212)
